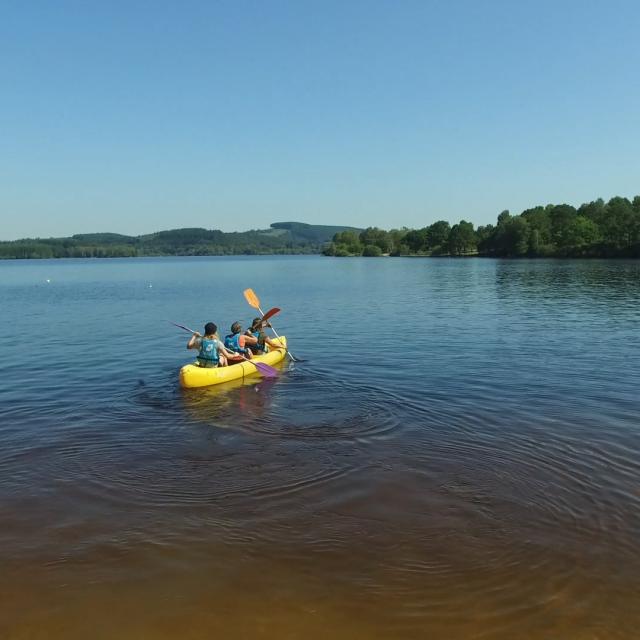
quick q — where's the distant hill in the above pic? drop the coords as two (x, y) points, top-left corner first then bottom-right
(270, 222), (363, 243)
(0, 222), (363, 259)
(71, 232), (136, 244)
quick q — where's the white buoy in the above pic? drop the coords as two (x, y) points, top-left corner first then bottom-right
(46, 279), (51, 283)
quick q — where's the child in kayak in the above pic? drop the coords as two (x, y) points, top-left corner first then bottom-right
(224, 321), (259, 363)
(245, 317), (282, 355)
(187, 322), (235, 368)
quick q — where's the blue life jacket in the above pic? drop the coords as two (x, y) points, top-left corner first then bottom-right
(197, 337), (220, 366)
(224, 333), (248, 355)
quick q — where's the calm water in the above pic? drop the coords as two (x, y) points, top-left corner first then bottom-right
(1, 256), (639, 639)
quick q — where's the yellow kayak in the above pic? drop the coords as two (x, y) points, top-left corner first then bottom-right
(179, 337), (287, 388)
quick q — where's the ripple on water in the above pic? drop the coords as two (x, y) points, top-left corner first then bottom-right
(176, 366), (406, 442)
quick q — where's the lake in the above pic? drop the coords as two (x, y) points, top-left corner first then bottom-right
(1, 256), (639, 639)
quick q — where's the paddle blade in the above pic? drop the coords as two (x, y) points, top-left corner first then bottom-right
(252, 361), (278, 378)
(261, 307), (280, 322)
(243, 288), (261, 309)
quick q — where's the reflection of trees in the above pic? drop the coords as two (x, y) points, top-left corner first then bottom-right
(494, 260), (640, 307)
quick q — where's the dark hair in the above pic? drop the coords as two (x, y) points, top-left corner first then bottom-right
(250, 317), (263, 330)
(230, 321), (242, 334)
(204, 322), (217, 336)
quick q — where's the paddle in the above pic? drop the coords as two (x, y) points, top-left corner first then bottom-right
(261, 307), (280, 322)
(242, 289), (304, 362)
(170, 321), (197, 333)
(170, 321), (278, 378)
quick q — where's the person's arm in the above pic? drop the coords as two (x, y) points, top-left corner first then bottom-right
(217, 341), (236, 359)
(187, 333), (201, 350)
(239, 334), (258, 347)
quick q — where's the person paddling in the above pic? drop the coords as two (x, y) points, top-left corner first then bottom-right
(224, 321), (258, 362)
(187, 322), (234, 368)
(245, 317), (283, 355)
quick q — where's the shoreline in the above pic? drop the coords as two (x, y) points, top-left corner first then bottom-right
(2, 252), (640, 261)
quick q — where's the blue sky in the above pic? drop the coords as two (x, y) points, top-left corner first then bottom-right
(1, 0), (639, 239)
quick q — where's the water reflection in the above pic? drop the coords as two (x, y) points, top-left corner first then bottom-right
(494, 259), (640, 303)
(1, 257), (639, 639)
(180, 365), (285, 425)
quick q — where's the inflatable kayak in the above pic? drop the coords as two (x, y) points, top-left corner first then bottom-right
(179, 336), (287, 388)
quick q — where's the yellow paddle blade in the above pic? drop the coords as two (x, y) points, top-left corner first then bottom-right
(243, 288), (261, 309)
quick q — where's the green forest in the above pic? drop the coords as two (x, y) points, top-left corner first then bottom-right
(3, 196), (640, 260)
(0, 222), (361, 259)
(323, 195), (640, 258)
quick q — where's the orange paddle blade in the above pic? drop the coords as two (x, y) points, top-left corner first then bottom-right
(243, 288), (261, 309)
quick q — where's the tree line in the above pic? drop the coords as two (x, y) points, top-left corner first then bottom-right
(3, 199), (639, 259)
(323, 195), (640, 258)
(0, 223), (358, 259)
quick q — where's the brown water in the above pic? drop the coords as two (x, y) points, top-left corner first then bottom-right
(1, 257), (639, 638)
